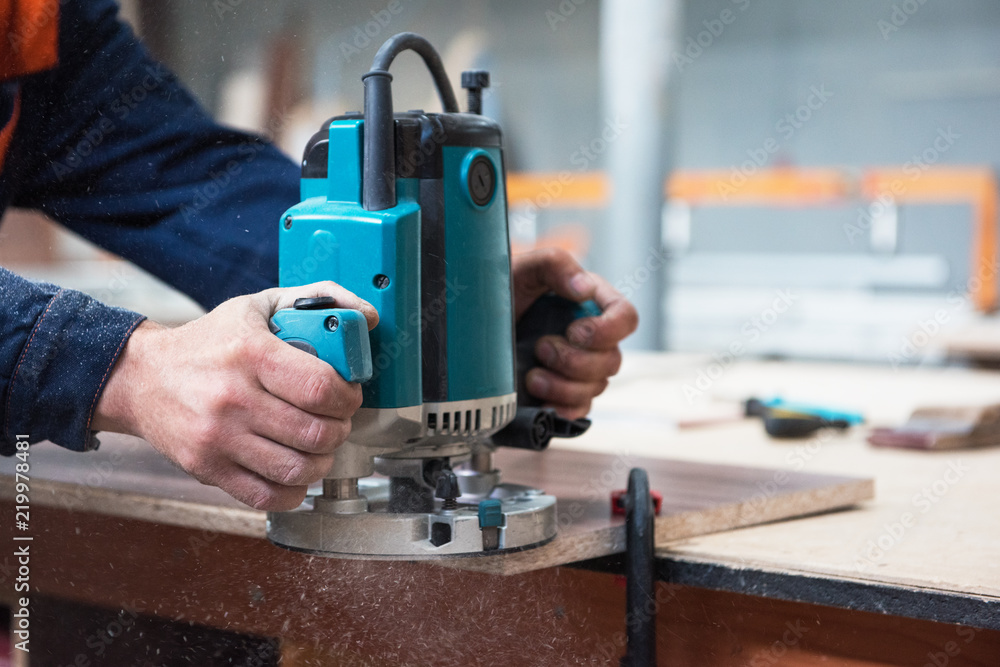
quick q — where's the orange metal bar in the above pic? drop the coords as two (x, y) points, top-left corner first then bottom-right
(506, 172), (608, 208)
(666, 168), (851, 206)
(506, 167), (999, 312)
(862, 167), (998, 312)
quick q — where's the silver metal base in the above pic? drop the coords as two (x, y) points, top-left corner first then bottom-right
(266, 479), (556, 559)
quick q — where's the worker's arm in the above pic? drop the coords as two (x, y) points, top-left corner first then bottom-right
(1, 0), (375, 510)
(0, 267), (145, 455)
(511, 248), (639, 419)
(7, 0), (297, 311)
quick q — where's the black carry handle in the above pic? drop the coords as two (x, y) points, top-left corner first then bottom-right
(493, 294), (596, 451)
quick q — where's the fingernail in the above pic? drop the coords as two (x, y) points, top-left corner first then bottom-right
(527, 371), (549, 397)
(568, 322), (593, 347)
(569, 272), (595, 298)
(536, 340), (557, 365)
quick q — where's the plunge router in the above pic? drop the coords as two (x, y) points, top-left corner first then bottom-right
(266, 33), (591, 559)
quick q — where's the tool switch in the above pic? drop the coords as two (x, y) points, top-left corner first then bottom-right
(270, 305), (373, 383)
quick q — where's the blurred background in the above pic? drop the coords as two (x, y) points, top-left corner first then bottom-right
(3, 0), (1000, 366)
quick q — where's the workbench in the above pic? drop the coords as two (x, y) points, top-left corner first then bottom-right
(3, 354), (999, 665)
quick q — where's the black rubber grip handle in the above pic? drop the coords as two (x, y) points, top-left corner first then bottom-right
(493, 294), (596, 450)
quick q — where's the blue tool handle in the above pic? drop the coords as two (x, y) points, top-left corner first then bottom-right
(762, 397), (864, 425)
(269, 306), (374, 383)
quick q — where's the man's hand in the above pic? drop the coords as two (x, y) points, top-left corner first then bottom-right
(512, 248), (638, 419)
(93, 282), (378, 511)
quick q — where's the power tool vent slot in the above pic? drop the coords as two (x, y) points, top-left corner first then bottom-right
(423, 397), (517, 435)
(424, 409), (485, 435)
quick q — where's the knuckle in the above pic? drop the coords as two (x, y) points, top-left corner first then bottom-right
(228, 321), (258, 356)
(189, 419), (223, 453)
(302, 371), (336, 410)
(299, 418), (329, 453)
(318, 280), (340, 293)
(177, 443), (216, 482)
(276, 455), (312, 486)
(204, 380), (243, 415)
(245, 485), (282, 511)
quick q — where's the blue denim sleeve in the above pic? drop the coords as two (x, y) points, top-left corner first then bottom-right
(0, 267), (145, 455)
(0, 0), (300, 455)
(5, 0), (300, 311)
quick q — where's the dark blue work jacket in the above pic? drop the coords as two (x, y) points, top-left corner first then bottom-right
(0, 0), (299, 454)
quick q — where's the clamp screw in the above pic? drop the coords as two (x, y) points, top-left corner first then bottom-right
(283, 216), (293, 229)
(435, 470), (461, 511)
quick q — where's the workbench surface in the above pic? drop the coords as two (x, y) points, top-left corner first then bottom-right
(569, 353), (1000, 629)
(3, 354), (998, 633)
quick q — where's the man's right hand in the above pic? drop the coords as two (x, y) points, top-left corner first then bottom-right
(92, 282), (379, 511)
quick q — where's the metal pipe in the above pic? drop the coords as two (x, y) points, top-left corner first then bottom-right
(598, 0), (683, 350)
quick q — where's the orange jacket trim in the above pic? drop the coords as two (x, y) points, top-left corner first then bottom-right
(0, 89), (21, 172)
(0, 0), (60, 81)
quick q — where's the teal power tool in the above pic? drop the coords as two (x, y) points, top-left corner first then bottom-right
(266, 33), (592, 558)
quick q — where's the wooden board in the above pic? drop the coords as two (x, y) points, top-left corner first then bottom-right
(0, 433), (871, 576)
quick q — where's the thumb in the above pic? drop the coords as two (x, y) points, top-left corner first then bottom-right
(258, 281), (380, 330)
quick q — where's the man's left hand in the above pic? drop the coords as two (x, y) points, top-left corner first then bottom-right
(511, 248), (639, 419)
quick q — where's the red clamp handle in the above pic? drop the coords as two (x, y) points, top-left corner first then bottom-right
(611, 489), (662, 516)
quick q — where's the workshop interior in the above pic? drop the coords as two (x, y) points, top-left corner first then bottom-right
(2, 1), (1000, 665)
